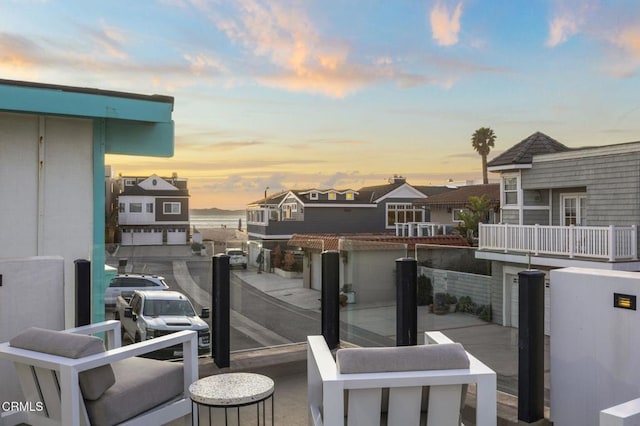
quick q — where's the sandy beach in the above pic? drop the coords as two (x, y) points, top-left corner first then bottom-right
(195, 227), (247, 244)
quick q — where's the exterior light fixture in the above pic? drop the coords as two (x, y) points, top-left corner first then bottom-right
(613, 293), (636, 310)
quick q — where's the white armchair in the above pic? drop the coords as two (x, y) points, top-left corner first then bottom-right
(0, 320), (198, 426)
(307, 331), (497, 426)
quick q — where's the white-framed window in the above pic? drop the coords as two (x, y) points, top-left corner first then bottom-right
(452, 208), (467, 222)
(146, 203), (154, 213)
(123, 178), (136, 186)
(129, 203), (142, 213)
(309, 191), (318, 200)
(560, 193), (587, 226)
(119, 203), (125, 213)
(503, 176), (519, 205)
(328, 192), (337, 200)
(386, 203), (424, 227)
(163, 202), (181, 214)
(346, 192), (354, 200)
(282, 203), (298, 219)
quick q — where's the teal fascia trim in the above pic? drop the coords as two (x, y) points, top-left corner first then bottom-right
(92, 119), (107, 324)
(0, 81), (175, 158)
(105, 119), (174, 157)
(0, 83), (173, 123)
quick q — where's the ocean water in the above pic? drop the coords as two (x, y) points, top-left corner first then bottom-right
(189, 213), (246, 231)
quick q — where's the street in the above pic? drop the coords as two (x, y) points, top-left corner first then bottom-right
(107, 256), (394, 352)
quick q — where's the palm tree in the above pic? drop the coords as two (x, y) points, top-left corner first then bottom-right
(456, 194), (492, 244)
(471, 127), (496, 184)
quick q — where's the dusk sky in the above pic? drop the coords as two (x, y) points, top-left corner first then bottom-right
(2, 1), (640, 209)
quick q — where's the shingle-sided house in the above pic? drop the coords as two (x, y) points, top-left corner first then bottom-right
(475, 131), (640, 335)
(246, 176), (453, 240)
(413, 183), (500, 228)
(117, 173), (190, 245)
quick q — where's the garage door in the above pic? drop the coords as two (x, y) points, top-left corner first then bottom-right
(121, 229), (134, 246)
(133, 229), (163, 245)
(508, 272), (550, 336)
(167, 227), (187, 245)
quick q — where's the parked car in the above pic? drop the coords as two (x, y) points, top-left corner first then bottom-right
(225, 248), (247, 269)
(104, 274), (169, 307)
(116, 290), (210, 355)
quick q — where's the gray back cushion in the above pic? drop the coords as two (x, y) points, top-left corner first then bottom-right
(336, 343), (469, 374)
(10, 327), (116, 400)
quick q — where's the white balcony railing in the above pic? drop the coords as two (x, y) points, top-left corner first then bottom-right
(479, 223), (638, 262)
(395, 222), (448, 237)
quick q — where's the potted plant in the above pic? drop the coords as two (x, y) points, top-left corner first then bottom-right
(446, 294), (458, 313)
(339, 293), (348, 307)
(341, 284), (356, 304)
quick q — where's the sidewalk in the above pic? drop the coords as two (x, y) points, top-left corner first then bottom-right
(233, 269), (321, 310)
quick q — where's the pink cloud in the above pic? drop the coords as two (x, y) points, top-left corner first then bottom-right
(611, 27), (640, 60)
(546, 15), (579, 47)
(429, 1), (463, 47)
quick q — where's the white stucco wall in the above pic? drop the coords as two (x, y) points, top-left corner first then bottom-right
(118, 195), (157, 225)
(0, 112), (93, 327)
(0, 257), (64, 405)
(550, 267), (640, 426)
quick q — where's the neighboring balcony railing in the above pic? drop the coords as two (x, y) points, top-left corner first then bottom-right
(395, 222), (449, 237)
(479, 223), (638, 261)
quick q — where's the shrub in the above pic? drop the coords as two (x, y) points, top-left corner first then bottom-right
(457, 296), (477, 314)
(446, 294), (457, 305)
(282, 251), (303, 272)
(272, 245), (283, 269)
(479, 305), (492, 322)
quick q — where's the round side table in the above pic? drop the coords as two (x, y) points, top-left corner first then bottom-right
(189, 372), (274, 425)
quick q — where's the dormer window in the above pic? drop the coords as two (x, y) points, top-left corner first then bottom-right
(346, 192), (354, 201)
(328, 192), (337, 200)
(310, 191), (318, 200)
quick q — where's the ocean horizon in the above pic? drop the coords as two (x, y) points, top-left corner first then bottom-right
(189, 211), (246, 230)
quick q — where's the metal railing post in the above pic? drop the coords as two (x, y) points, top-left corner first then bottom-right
(212, 254), (230, 368)
(321, 250), (340, 349)
(396, 257), (417, 346)
(518, 270), (545, 423)
(74, 259), (91, 327)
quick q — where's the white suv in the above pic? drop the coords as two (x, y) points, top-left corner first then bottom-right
(105, 274), (169, 307)
(225, 248), (247, 269)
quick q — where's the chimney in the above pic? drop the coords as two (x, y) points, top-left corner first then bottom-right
(389, 175), (406, 184)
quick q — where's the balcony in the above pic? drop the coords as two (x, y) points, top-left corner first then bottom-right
(478, 223), (638, 262)
(395, 222), (450, 237)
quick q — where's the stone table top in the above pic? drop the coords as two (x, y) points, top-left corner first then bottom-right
(189, 373), (274, 406)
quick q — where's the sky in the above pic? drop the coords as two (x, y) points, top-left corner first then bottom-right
(2, 0), (640, 209)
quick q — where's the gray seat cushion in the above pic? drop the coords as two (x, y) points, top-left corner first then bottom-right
(10, 327), (115, 400)
(84, 357), (184, 426)
(337, 343), (470, 422)
(336, 343), (470, 374)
